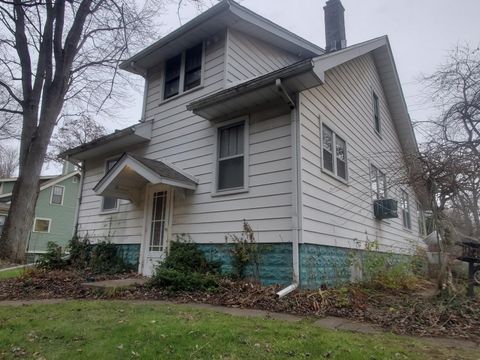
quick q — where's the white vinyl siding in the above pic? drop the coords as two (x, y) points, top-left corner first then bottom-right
(299, 53), (421, 253)
(77, 33), (294, 245)
(225, 29), (301, 84)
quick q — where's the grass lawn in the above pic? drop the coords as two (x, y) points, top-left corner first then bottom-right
(0, 301), (477, 359)
(0, 267), (24, 280)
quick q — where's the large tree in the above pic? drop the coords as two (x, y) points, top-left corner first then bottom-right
(0, 0), (199, 262)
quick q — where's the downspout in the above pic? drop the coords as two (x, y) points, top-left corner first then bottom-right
(69, 155), (85, 238)
(275, 79), (301, 298)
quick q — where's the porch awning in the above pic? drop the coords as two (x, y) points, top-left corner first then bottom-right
(93, 153), (198, 203)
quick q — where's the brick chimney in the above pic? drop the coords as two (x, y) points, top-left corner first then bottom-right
(324, 0), (346, 52)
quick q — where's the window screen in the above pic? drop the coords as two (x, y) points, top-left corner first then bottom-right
(164, 54), (182, 99)
(184, 44), (202, 91)
(51, 185), (64, 205)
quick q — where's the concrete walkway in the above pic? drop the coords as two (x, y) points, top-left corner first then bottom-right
(0, 298), (478, 349)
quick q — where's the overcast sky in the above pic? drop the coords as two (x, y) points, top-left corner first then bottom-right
(44, 0), (480, 174)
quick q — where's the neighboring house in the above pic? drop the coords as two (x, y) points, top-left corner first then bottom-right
(0, 165), (80, 261)
(63, 0), (427, 287)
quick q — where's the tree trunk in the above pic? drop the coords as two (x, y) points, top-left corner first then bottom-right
(0, 111), (58, 263)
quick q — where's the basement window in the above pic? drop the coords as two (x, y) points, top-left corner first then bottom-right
(321, 123), (348, 181)
(163, 43), (203, 100)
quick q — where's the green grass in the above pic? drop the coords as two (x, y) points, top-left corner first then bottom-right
(0, 301), (477, 359)
(0, 267), (24, 280)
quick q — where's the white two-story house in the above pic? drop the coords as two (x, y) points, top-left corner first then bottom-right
(63, 0), (426, 288)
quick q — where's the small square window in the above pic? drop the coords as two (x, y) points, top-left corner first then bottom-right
(34, 218), (51, 233)
(51, 185), (64, 205)
(321, 123), (348, 181)
(217, 122), (246, 191)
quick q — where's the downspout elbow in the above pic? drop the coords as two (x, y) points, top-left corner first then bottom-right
(276, 283), (298, 298)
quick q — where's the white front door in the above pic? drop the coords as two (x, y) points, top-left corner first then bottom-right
(142, 186), (172, 276)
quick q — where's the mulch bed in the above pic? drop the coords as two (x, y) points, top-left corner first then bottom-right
(1, 269), (479, 342)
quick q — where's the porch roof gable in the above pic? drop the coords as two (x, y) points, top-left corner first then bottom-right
(93, 153), (198, 202)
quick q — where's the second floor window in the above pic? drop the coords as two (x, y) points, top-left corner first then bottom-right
(163, 43), (203, 100)
(51, 185), (64, 205)
(370, 165), (387, 200)
(321, 124), (348, 181)
(217, 122), (245, 191)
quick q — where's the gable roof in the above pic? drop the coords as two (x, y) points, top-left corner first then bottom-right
(93, 153), (198, 202)
(188, 36), (419, 157)
(120, 0), (324, 74)
(0, 171), (80, 201)
(0, 175), (56, 183)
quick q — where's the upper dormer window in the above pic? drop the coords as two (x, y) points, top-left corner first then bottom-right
(163, 43), (203, 100)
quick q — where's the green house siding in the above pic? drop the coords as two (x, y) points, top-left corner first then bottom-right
(28, 175), (80, 253)
(0, 181), (15, 195)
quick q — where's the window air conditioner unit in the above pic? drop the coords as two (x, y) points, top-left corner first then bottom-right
(373, 199), (398, 220)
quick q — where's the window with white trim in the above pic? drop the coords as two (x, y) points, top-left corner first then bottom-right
(417, 202), (426, 236)
(163, 43), (203, 100)
(33, 218), (51, 233)
(51, 185), (64, 205)
(102, 159), (119, 211)
(373, 92), (381, 134)
(321, 124), (348, 181)
(401, 190), (411, 229)
(217, 121), (245, 191)
(370, 165), (387, 200)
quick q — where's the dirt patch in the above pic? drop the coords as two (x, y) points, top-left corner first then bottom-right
(0, 260), (20, 270)
(1, 270), (479, 343)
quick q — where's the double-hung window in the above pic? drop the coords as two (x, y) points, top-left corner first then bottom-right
(51, 185), (64, 205)
(216, 122), (246, 192)
(370, 165), (387, 200)
(417, 202), (426, 236)
(321, 124), (348, 181)
(401, 190), (411, 229)
(163, 43), (203, 100)
(373, 92), (381, 134)
(102, 159), (119, 211)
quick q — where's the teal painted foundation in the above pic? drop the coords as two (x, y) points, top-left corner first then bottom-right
(116, 244), (141, 267)
(299, 244), (352, 288)
(198, 243), (293, 286)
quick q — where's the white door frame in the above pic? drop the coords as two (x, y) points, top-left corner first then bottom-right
(139, 184), (174, 276)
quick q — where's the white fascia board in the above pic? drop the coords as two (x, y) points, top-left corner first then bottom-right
(312, 36), (388, 76)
